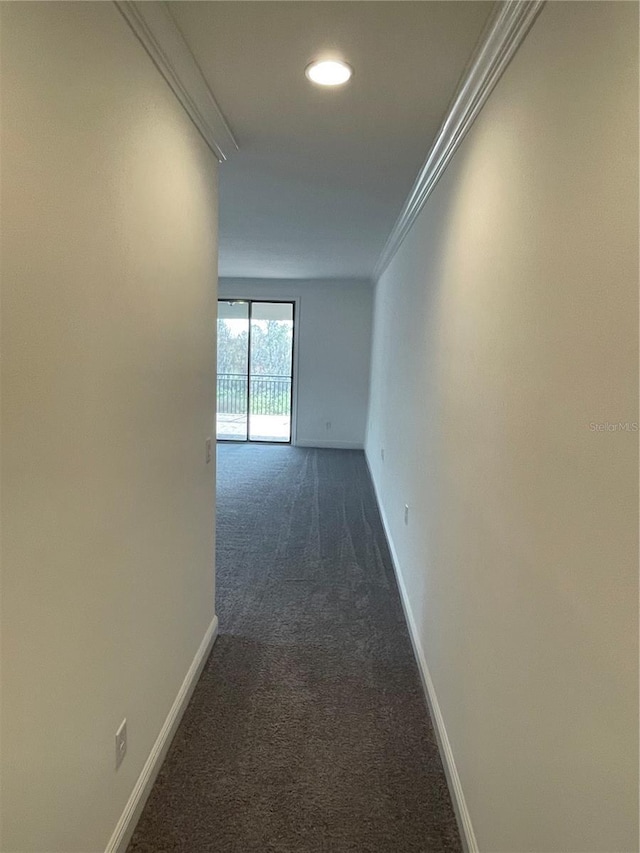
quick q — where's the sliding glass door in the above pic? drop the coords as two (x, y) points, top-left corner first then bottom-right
(216, 300), (294, 443)
(217, 300), (250, 440)
(248, 301), (294, 441)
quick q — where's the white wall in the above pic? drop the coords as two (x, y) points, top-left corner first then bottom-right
(365, 3), (638, 852)
(219, 278), (372, 448)
(1, 4), (218, 852)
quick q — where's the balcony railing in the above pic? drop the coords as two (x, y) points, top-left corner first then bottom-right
(217, 373), (292, 416)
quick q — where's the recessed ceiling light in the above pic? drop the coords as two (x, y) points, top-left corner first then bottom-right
(305, 59), (353, 87)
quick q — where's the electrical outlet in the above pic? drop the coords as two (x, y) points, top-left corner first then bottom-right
(205, 437), (212, 464)
(115, 719), (127, 770)
(404, 504), (409, 526)
(381, 448), (385, 462)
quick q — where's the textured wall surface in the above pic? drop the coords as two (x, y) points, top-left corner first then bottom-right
(366, 3), (639, 850)
(1, 4), (218, 850)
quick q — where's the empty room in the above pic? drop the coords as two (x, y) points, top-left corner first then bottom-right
(1, 2), (638, 852)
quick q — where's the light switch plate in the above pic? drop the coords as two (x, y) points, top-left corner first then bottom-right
(115, 719), (127, 770)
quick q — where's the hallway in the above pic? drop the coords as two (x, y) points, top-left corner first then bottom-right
(128, 445), (460, 852)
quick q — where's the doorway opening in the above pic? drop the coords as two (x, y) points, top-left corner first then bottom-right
(216, 300), (295, 443)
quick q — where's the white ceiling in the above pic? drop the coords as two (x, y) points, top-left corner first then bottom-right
(168, 1), (493, 280)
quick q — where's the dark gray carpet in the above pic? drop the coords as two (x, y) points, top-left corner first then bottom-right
(128, 445), (461, 853)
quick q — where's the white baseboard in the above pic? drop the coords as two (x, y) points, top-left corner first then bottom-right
(105, 614), (219, 853)
(295, 439), (364, 450)
(364, 453), (479, 853)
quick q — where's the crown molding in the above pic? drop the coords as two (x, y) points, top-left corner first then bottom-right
(373, 0), (545, 281)
(114, 1), (238, 163)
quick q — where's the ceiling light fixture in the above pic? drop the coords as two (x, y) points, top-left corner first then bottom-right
(305, 59), (353, 87)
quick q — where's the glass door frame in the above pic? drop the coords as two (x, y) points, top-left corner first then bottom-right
(217, 298), (296, 445)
